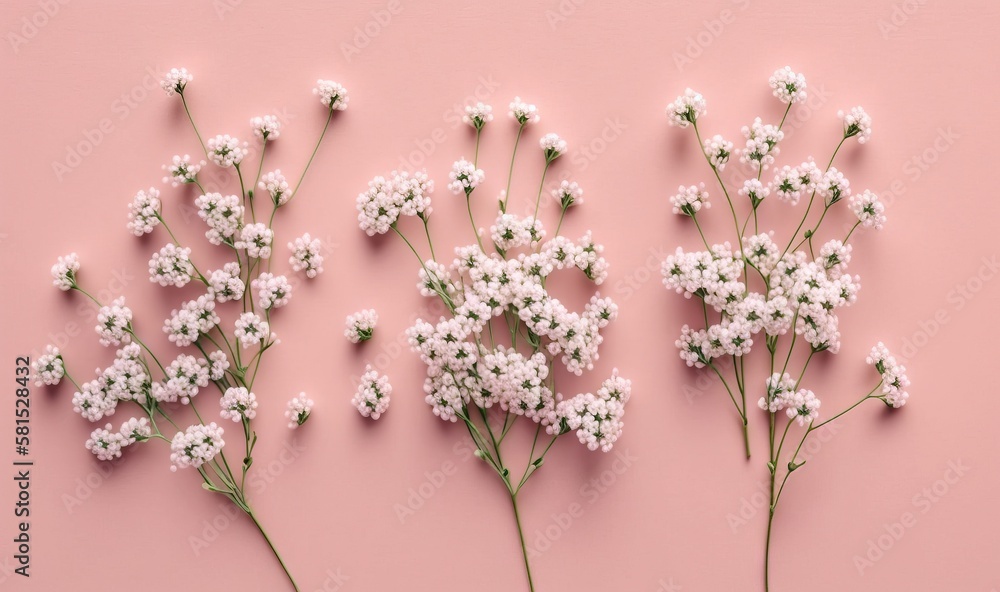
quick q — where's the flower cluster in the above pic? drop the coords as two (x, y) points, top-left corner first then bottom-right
(352, 365), (392, 420)
(447, 158), (485, 195)
(662, 68), (910, 590)
(345, 309), (378, 343)
(36, 68), (345, 588)
(356, 170), (434, 236)
(285, 392), (314, 429)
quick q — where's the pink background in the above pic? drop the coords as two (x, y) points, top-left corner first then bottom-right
(2, 1), (998, 590)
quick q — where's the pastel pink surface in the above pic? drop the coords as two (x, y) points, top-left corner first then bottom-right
(1, 1), (998, 591)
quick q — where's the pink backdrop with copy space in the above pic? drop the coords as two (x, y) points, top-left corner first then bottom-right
(1, 1), (998, 591)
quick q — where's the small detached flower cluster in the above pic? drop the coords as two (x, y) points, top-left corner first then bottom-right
(663, 67), (909, 590)
(357, 94), (631, 589)
(35, 68), (348, 590)
(343, 308), (393, 421)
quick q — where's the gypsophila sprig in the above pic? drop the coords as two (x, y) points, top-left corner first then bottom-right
(351, 365), (392, 420)
(662, 68), (911, 592)
(344, 309), (378, 343)
(358, 94), (631, 592)
(285, 392), (313, 429)
(464, 102), (494, 130)
(35, 69), (349, 591)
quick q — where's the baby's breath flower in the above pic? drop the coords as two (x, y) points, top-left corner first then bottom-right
(551, 180), (583, 209)
(234, 312), (271, 349)
(127, 188), (161, 236)
(170, 423), (225, 472)
(32, 345), (65, 386)
(509, 96), (539, 125)
(666, 88), (706, 128)
(162, 154), (205, 187)
(850, 190), (885, 230)
(86, 424), (127, 461)
(161, 68), (192, 96)
(288, 233), (324, 278)
(250, 115), (281, 141)
(447, 159), (485, 195)
(703, 134), (733, 170)
(251, 273), (292, 310)
(866, 342), (910, 408)
(769, 66), (807, 104)
(839, 106), (872, 144)
(285, 393), (314, 429)
(352, 365), (392, 420)
(149, 244), (195, 287)
(259, 170), (291, 206)
(345, 309), (378, 343)
(539, 133), (567, 162)
(220, 387), (258, 421)
(206, 134), (249, 168)
(670, 183), (710, 216)
(51, 253), (80, 291)
(463, 102), (493, 130)
(313, 79), (349, 110)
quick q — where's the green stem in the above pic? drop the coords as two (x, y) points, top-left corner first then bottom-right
(248, 507), (300, 592)
(180, 92), (207, 157)
(510, 493), (536, 592)
(289, 107), (335, 203)
(502, 124), (525, 213)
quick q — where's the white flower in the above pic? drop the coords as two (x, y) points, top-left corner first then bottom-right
(162, 154), (205, 187)
(739, 179), (770, 208)
(127, 188), (161, 236)
(96, 296), (133, 347)
(463, 102), (493, 130)
(818, 167), (851, 206)
(207, 350), (230, 381)
(669, 183), (710, 216)
(345, 309), (378, 343)
(769, 66), (807, 104)
(703, 134), (733, 170)
(102, 344), (149, 403)
(352, 365), (392, 420)
(447, 159), (485, 195)
(551, 180), (583, 209)
(234, 312), (272, 349)
(161, 68), (192, 96)
(206, 134), (249, 168)
(785, 389), (820, 426)
(839, 106), (872, 143)
(250, 115), (281, 141)
(220, 387), (258, 421)
(313, 79), (349, 110)
(251, 273), (292, 310)
(818, 239), (852, 278)
(119, 417), (152, 444)
(86, 424), (127, 461)
(759, 372), (796, 412)
(742, 233), (780, 276)
(740, 117), (784, 171)
(509, 96), (539, 125)
(866, 342), (910, 408)
(555, 369), (631, 452)
(170, 423), (225, 471)
(195, 193), (244, 246)
(258, 170), (292, 206)
(158, 354), (210, 405)
(539, 133), (567, 162)
(666, 88), (706, 128)
(207, 262), (245, 303)
(288, 233), (324, 278)
(51, 253), (80, 291)
(73, 378), (116, 422)
(149, 243), (195, 287)
(491, 213), (544, 251)
(163, 295), (220, 347)
(236, 223), (273, 259)
(32, 345), (65, 386)
(850, 190), (885, 230)
(285, 392), (314, 429)
(356, 170), (434, 235)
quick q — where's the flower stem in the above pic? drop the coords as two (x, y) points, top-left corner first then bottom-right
(502, 124), (525, 213)
(247, 507), (300, 591)
(290, 108), (335, 202)
(180, 92), (207, 157)
(509, 493), (536, 592)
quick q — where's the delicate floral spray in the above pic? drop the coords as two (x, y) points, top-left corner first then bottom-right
(356, 97), (631, 591)
(663, 68), (910, 590)
(36, 69), (348, 591)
